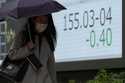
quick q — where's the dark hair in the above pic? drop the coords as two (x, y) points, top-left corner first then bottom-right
(24, 14), (57, 52)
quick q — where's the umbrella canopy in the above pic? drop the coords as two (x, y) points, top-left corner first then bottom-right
(0, 0), (66, 18)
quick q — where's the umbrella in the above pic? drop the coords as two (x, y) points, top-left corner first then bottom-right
(0, 0), (66, 18)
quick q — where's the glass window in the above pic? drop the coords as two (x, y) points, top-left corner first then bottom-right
(0, 21), (7, 55)
(0, 34), (6, 43)
(0, 23), (5, 32)
(0, 44), (6, 53)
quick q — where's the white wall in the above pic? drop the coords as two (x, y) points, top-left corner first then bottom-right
(55, 0), (85, 8)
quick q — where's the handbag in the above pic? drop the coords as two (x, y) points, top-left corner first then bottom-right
(0, 29), (29, 82)
(0, 55), (29, 82)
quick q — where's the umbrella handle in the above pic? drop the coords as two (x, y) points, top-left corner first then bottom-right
(27, 23), (33, 44)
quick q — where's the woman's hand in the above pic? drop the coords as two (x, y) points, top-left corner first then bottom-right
(26, 41), (34, 50)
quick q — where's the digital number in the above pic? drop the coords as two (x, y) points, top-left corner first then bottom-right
(74, 12), (80, 29)
(89, 10), (95, 27)
(83, 11), (89, 28)
(69, 13), (74, 30)
(99, 28), (112, 46)
(100, 8), (105, 26)
(90, 30), (96, 48)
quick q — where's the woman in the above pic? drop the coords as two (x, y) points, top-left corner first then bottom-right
(8, 14), (57, 83)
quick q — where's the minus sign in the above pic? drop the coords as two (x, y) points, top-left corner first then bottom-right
(86, 39), (90, 42)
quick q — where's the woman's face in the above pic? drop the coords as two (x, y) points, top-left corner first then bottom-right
(33, 15), (48, 33)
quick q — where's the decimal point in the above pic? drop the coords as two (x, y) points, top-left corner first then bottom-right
(86, 39), (90, 42)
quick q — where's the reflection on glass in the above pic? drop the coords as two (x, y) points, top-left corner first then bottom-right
(5, 23), (15, 51)
(0, 21), (15, 56)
